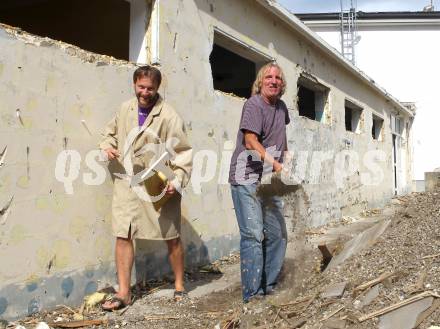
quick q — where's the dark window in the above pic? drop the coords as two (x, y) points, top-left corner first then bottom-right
(210, 44), (255, 99)
(0, 0), (130, 60)
(298, 85), (316, 120)
(297, 75), (329, 122)
(372, 114), (384, 140)
(345, 99), (363, 133)
(209, 29), (272, 99)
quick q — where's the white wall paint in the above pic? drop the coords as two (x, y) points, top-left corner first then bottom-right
(128, 0), (149, 63)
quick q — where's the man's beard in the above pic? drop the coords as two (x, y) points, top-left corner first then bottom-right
(137, 94), (157, 106)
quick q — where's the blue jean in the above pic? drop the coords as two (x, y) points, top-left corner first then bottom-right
(230, 183), (287, 302)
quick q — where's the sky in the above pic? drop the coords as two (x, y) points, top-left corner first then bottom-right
(277, 0), (437, 13)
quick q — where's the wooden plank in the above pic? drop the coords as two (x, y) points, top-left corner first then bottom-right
(321, 306), (345, 322)
(422, 253), (440, 260)
(48, 319), (108, 328)
(358, 291), (436, 322)
(353, 272), (395, 293)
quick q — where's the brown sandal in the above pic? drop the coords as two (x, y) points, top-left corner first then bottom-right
(102, 294), (131, 311)
(173, 290), (188, 302)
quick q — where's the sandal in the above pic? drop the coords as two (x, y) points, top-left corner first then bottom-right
(101, 294), (131, 311)
(173, 290), (188, 302)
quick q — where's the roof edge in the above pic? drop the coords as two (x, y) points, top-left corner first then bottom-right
(255, 0), (414, 117)
(296, 11), (440, 21)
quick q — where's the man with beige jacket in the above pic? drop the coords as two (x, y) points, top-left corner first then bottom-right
(100, 66), (192, 310)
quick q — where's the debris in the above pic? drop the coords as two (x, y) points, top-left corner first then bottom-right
(323, 318), (346, 329)
(300, 293), (317, 313)
(55, 305), (76, 314)
(276, 311), (292, 326)
(321, 306), (345, 321)
(359, 291), (438, 322)
(221, 310), (240, 329)
(199, 264), (222, 274)
(414, 298), (440, 328)
(0, 145), (7, 167)
(147, 283), (168, 295)
(289, 317), (307, 328)
(276, 295), (315, 308)
(378, 297), (433, 329)
(304, 228), (325, 235)
(321, 282), (347, 299)
(342, 215), (359, 224)
(390, 198), (402, 205)
(354, 284), (380, 309)
(71, 314), (83, 321)
(408, 271), (427, 294)
(34, 322), (49, 329)
(326, 220), (391, 270)
(144, 315), (179, 321)
(0, 319), (8, 329)
(46, 319), (108, 328)
(318, 244), (333, 271)
(272, 307), (281, 323)
(83, 292), (106, 311)
(422, 253), (440, 259)
(353, 272), (396, 294)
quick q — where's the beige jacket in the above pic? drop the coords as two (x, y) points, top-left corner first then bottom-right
(100, 95), (192, 240)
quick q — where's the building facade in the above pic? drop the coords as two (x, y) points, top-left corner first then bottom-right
(0, 0), (413, 320)
(297, 10), (440, 190)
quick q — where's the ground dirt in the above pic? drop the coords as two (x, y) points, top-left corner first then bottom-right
(9, 190), (440, 329)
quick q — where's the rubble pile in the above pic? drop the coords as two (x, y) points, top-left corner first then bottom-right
(8, 191), (440, 329)
(247, 190), (440, 328)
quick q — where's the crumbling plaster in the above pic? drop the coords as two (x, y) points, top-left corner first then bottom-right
(0, 0), (413, 320)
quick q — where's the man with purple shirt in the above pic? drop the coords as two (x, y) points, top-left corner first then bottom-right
(100, 66), (192, 309)
(229, 63), (290, 303)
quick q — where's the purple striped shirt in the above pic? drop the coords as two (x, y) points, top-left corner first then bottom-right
(229, 94), (290, 185)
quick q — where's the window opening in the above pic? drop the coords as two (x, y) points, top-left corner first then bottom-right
(297, 75), (329, 123)
(345, 99), (363, 133)
(210, 28), (273, 99)
(372, 114), (384, 140)
(0, 0), (133, 60)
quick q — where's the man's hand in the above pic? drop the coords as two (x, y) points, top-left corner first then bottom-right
(165, 181), (176, 195)
(273, 161), (283, 173)
(104, 147), (120, 160)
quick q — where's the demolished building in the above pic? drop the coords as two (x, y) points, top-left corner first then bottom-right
(0, 0), (414, 320)
(296, 10), (440, 192)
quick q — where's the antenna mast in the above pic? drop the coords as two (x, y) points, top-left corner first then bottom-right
(340, 0), (359, 64)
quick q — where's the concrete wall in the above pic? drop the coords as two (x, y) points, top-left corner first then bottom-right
(425, 172), (440, 192)
(0, 0), (411, 320)
(304, 23), (437, 182)
(0, 26), (134, 320)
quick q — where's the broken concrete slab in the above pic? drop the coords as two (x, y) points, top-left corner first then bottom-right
(327, 220), (391, 270)
(378, 297), (433, 329)
(354, 284), (380, 309)
(321, 282), (347, 299)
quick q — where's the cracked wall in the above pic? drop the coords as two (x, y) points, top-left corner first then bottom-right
(0, 0), (413, 320)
